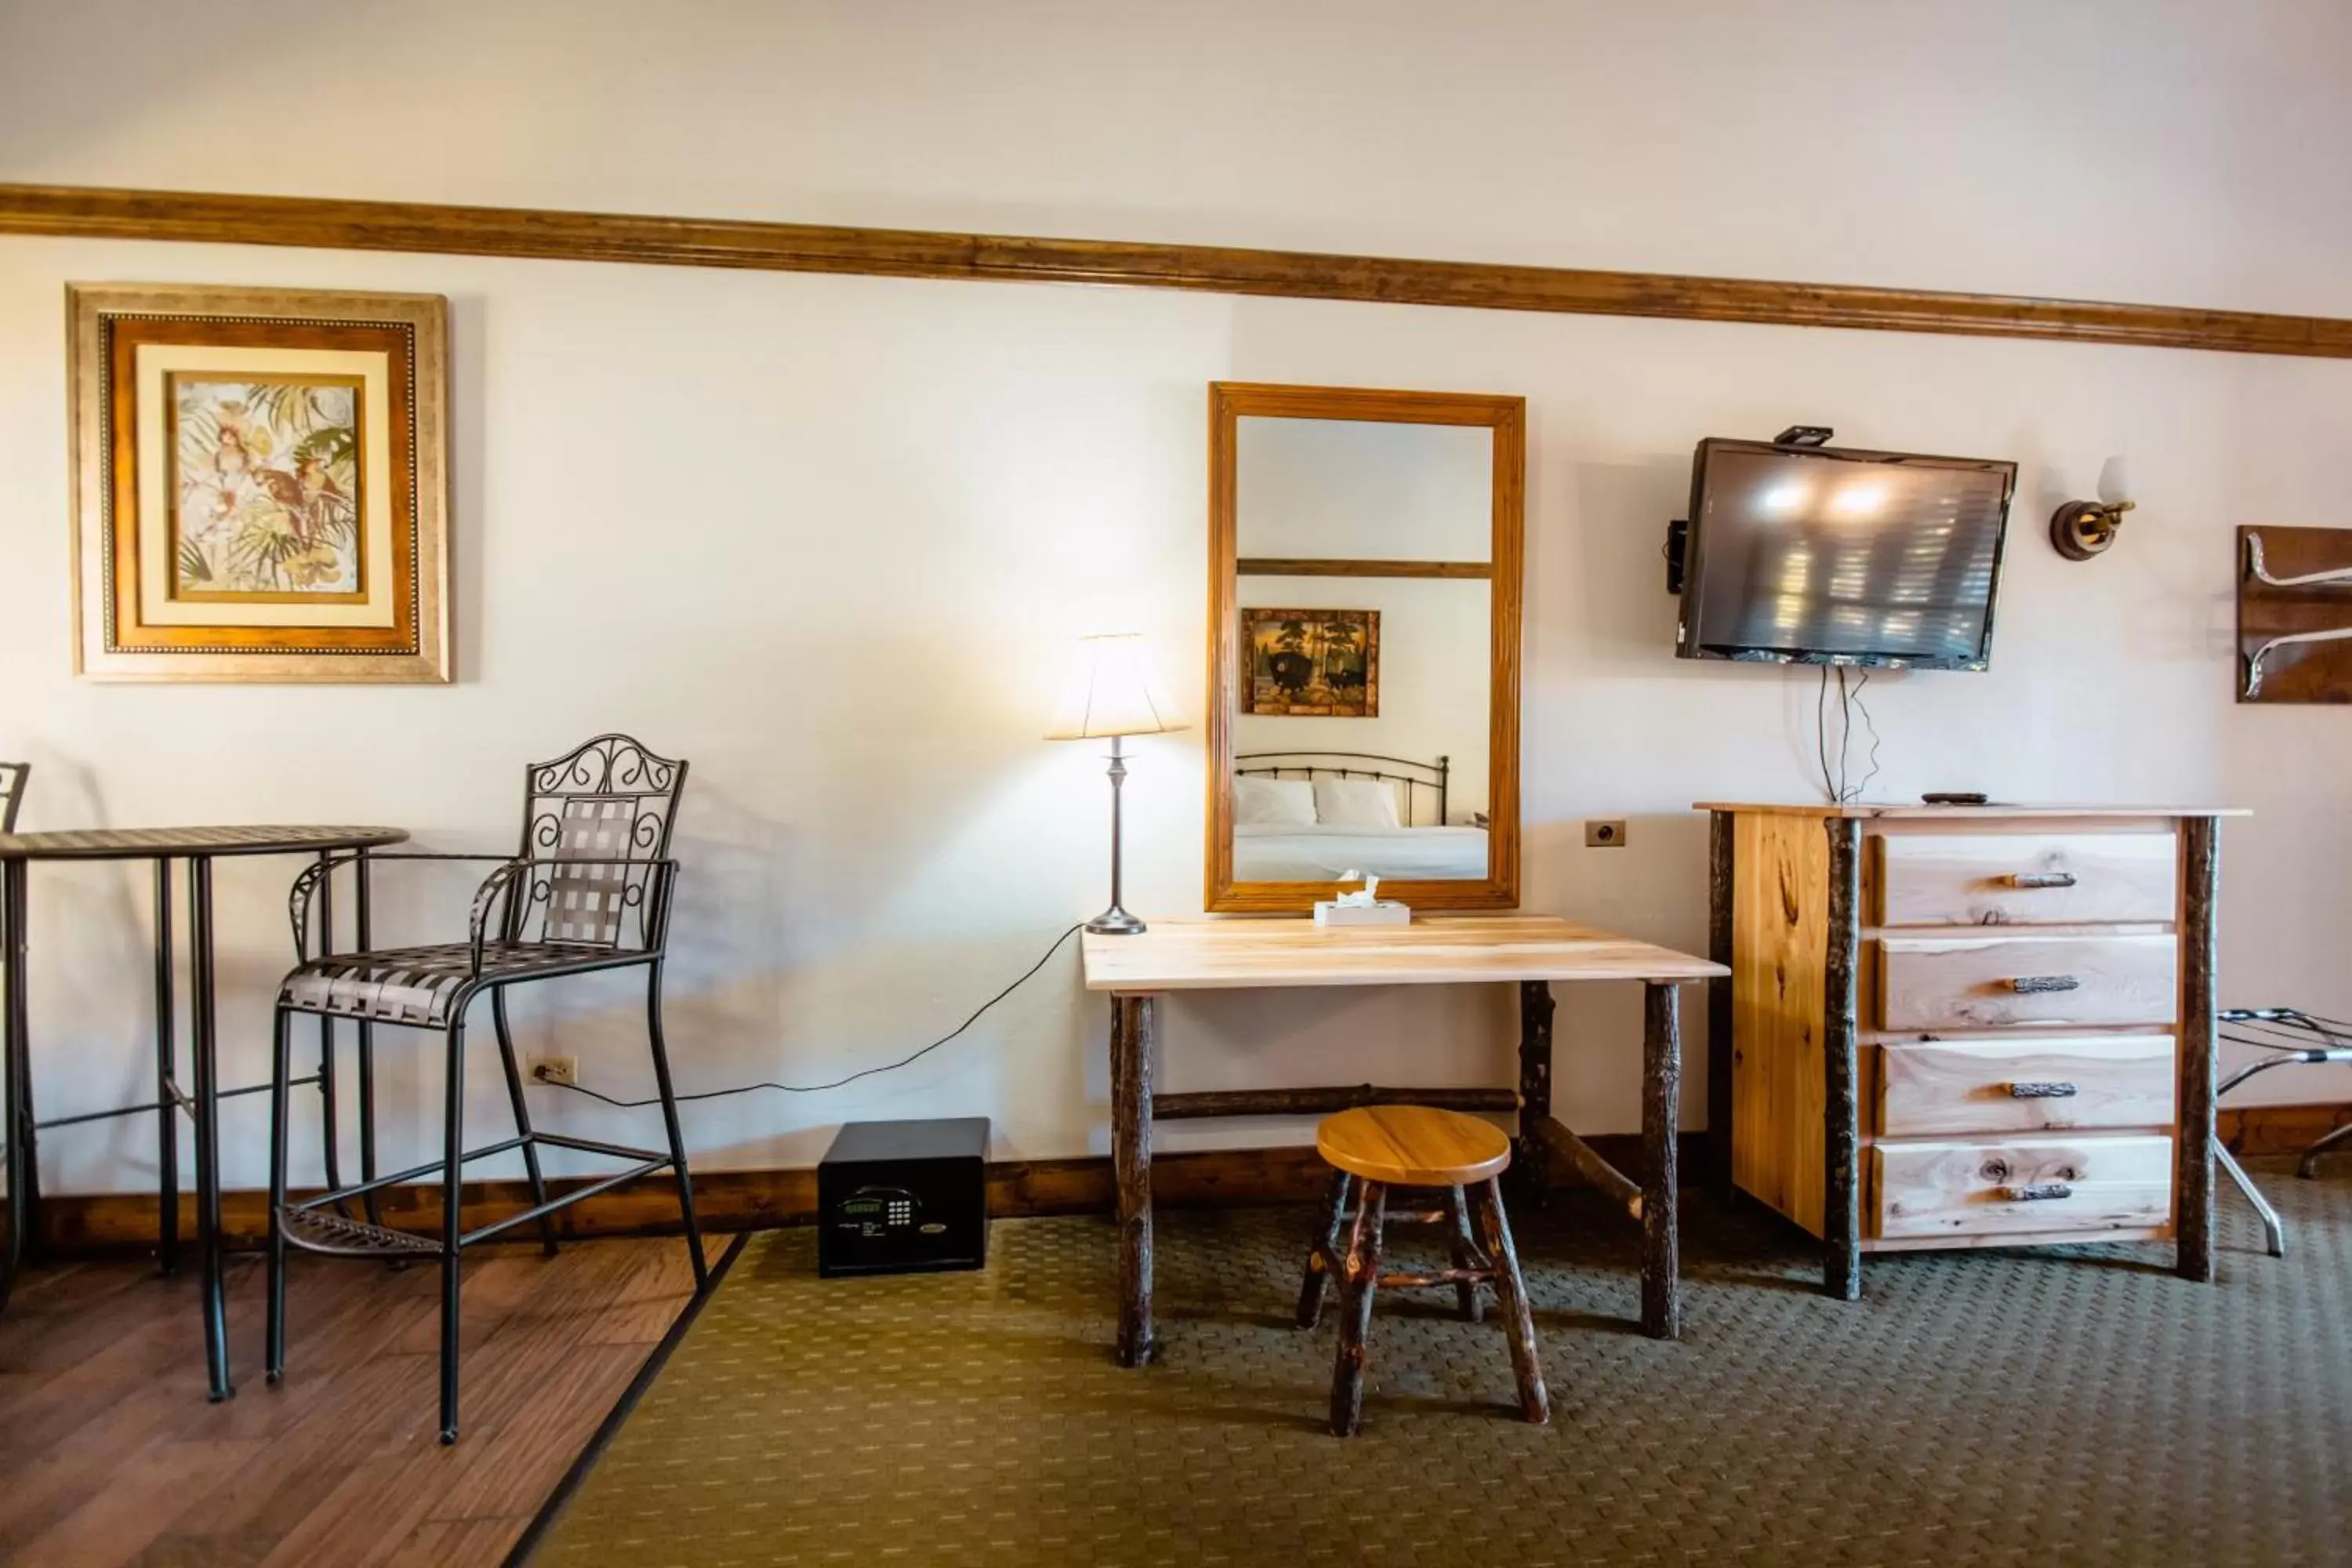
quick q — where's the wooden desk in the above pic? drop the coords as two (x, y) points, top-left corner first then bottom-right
(1082, 915), (1727, 1366)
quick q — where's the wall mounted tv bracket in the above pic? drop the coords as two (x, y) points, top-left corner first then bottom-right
(1666, 425), (1837, 592)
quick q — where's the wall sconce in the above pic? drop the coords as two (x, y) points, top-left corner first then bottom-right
(2049, 455), (2135, 561)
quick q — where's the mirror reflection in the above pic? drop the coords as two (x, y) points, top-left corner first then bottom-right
(1230, 415), (1495, 885)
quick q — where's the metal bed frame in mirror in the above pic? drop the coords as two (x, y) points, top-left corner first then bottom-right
(1234, 751), (1453, 827)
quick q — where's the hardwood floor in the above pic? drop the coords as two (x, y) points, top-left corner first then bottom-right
(0, 1236), (705, 1566)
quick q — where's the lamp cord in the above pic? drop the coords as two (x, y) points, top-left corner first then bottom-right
(546, 922), (1083, 1108)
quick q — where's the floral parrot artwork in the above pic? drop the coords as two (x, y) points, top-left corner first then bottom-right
(172, 379), (361, 595)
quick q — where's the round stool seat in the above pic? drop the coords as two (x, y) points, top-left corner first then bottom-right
(1315, 1105), (1512, 1188)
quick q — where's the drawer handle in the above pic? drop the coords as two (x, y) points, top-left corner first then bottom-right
(2004, 1181), (2075, 1202)
(2006, 1080), (2079, 1098)
(2006, 975), (2082, 994)
(2002, 871), (2078, 890)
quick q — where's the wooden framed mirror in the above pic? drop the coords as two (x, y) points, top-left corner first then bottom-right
(1206, 382), (1524, 913)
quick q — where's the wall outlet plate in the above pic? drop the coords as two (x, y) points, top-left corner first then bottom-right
(528, 1055), (579, 1087)
(1584, 819), (1628, 848)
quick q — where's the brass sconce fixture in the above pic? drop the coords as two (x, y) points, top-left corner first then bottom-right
(2049, 455), (2135, 561)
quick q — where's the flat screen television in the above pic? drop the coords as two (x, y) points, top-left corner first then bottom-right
(1675, 438), (2018, 670)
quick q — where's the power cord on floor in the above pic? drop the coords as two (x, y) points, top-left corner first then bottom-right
(546, 922), (1083, 1107)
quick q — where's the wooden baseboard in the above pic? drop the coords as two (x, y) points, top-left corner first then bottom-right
(28, 1131), (1697, 1255)
(34, 1145), (1343, 1254)
(35, 1112), (2332, 1256)
(2222, 1101), (2352, 1156)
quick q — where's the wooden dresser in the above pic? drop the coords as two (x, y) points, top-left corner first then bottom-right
(1697, 802), (2243, 1298)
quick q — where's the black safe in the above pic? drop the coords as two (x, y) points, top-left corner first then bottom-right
(817, 1116), (989, 1278)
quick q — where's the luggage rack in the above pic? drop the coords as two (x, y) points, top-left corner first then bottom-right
(2217, 1007), (2352, 1257)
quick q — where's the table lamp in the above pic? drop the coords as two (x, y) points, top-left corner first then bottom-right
(1047, 633), (1187, 935)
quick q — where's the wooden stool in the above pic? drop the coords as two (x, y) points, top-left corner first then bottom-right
(1296, 1105), (1548, 1436)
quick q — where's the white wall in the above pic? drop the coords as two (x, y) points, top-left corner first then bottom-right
(3, 1), (2350, 1194)
(1237, 419), (1493, 564)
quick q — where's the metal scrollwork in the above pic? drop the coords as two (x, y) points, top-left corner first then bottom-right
(529, 733), (681, 798)
(509, 734), (687, 954)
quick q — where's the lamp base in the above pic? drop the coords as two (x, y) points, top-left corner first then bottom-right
(2050, 499), (2121, 561)
(1085, 906), (1147, 937)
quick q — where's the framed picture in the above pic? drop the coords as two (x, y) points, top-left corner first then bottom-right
(69, 283), (451, 682)
(1242, 608), (1380, 717)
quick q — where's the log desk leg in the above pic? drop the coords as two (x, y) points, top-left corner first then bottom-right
(1109, 992), (1157, 1367)
(1520, 978), (1685, 1341)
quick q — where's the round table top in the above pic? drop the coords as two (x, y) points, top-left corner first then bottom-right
(0, 825), (410, 862)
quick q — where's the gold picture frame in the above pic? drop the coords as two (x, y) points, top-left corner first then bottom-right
(69, 282), (451, 682)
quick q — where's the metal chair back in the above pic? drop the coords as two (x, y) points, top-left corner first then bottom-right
(0, 763), (27, 833)
(510, 735), (687, 952)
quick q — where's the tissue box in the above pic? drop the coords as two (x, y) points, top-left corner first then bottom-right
(1314, 899), (1412, 927)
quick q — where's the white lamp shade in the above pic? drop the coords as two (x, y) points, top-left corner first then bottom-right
(1047, 633), (1187, 740)
(2096, 453), (2133, 506)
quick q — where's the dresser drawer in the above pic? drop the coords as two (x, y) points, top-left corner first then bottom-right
(1872, 1134), (2173, 1240)
(1874, 1035), (2176, 1138)
(1875, 935), (2178, 1031)
(1874, 832), (2177, 927)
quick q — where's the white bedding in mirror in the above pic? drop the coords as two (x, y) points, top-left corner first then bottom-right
(1232, 822), (1490, 881)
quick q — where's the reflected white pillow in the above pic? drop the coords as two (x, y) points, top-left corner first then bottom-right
(1234, 776), (1316, 826)
(1313, 777), (1401, 829)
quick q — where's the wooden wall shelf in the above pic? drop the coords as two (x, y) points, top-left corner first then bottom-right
(2238, 526), (2352, 703)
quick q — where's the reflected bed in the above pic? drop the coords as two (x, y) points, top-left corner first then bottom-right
(1232, 750), (1487, 882)
(1232, 821), (1490, 881)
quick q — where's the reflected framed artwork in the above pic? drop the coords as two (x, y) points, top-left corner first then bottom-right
(1242, 608), (1380, 717)
(69, 283), (451, 681)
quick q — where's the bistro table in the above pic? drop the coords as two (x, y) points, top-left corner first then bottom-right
(1, 824), (408, 1399)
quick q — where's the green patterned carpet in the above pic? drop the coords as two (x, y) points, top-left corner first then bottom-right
(536, 1160), (2352, 1566)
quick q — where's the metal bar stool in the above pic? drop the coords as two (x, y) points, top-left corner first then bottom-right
(265, 735), (710, 1443)
(1296, 1105), (1547, 1436)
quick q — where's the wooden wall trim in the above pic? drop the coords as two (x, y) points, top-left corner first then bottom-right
(1236, 557), (1493, 579)
(5, 182), (2351, 360)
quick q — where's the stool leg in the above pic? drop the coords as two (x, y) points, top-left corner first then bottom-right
(1473, 1178), (1548, 1425)
(1296, 1169), (1352, 1329)
(1329, 1180), (1385, 1437)
(1445, 1185), (1484, 1323)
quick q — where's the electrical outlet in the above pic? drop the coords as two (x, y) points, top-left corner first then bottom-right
(528, 1055), (579, 1087)
(1584, 819), (1628, 848)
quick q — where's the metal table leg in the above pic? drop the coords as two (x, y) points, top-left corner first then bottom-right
(2, 858), (32, 1313)
(188, 855), (233, 1401)
(355, 846), (383, 1228)
(316, 851), (343, 1214)
(153, 860), (179, 1277)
